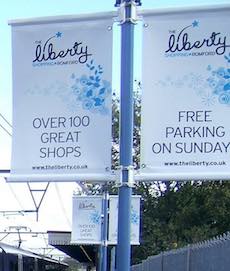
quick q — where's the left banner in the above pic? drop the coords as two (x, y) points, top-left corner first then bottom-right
(8, 13), (114, 182)
(71, 196), (102, 244)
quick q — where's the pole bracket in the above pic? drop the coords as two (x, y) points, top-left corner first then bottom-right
(118, 1), (139, 24)
(116, 165), (136, 187)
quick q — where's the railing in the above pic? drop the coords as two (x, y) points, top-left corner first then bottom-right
(131, 232), (230, 271)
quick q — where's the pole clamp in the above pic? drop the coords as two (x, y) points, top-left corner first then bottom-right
(118, 1), (139, 24)
(116, 165), (136, 187)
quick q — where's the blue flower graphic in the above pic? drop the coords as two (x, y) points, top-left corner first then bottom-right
(71, 82), (81, 96)
(71, 60), (111, 115)
(90, 210), (100, 224)
(82, 99), (94, 110)
(206, 54), (230, 105)
(155, 53), (230, 107)
(201, 93), (216, 106)
(80, 75), (89, 86)
(131, 207), (139, 225)
(219, 93), (230, 104)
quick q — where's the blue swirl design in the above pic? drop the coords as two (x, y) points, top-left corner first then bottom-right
(89, 210), (100, 225)
(131, 207), (139, 225)
(24, 81), (80, 112)
(206, 54), (230, 105)
(71, 60), (111, 115)
(154, 53), (230, 107)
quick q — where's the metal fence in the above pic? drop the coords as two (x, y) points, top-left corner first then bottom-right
(131, 232), (230, 271)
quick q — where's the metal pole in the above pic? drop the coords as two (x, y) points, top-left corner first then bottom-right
(99, 244), (103, 271)
(102, 186), (109, 271)
(161, 252), (164, 271)
(186, 245), (191, 271)
(110, 247), (116, 271)
(116, 1), (137, 270)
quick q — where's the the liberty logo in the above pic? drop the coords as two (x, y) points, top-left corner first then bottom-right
(165, 20), (230, 57)
(33, 32), (92, 65)
(79, 201), (96, 210)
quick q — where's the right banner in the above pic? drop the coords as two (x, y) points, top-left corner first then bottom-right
(140, 6), (230, 180)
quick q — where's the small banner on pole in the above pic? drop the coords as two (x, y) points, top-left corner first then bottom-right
(9, 13), (114, 182)
(108, 196), (140, 245)
(141, 6), (230, 180)
(71, 195), (141, 245)
(71, 196), (102, 244)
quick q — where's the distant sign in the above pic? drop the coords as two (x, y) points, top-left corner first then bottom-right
(71, 196), (102, 244)
(9, 14), (114, 182)
(71, 195), (141, 245)
(108, 196), (140, 245)
(141, 6), (230, 180)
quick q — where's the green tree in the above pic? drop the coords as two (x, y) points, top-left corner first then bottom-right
(131, 181), (230, 264)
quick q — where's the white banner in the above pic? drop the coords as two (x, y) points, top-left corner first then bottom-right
(141, 6), (230, 180)
(71, 196), (102, 244)
(9, 14), (114, 182)
(108, 196), (140, 245)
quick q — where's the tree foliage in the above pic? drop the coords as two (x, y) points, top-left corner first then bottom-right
(132, 181), (230, 264)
